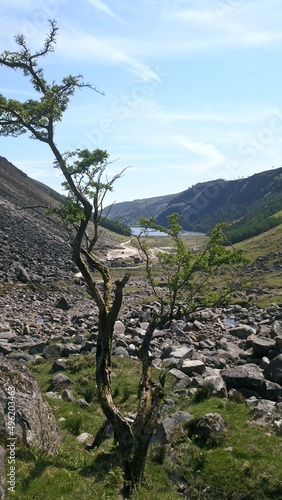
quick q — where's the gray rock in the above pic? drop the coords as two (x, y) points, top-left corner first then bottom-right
(0, 446), (6, 499)
(112, 346), (129, 357)
(203, 375), (227, 398)
(15, 265), (30, 283)
(0, 356), (60, 454)
(230, 324), (256, 339)
(49, 373), (72, 390)
(250, 336), (276, 357)
(222, 363), (266, 395)
(76, 432), (94, 447)
(156, 411), (193, 444)
(186, 413), (228, 442)
(43, 343), (64, 359)
(62, 389), (75, 402)
(169, 346), (194, 360)
(114, 320), (125, 335)
(271, 321), (282, 338)
(264, 354), (282, 385)
(51, 358), (70, 372)
(181, 359), (205, 376)
(28, 341), (48, 355)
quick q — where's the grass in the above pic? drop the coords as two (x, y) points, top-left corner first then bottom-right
(5, 354), (282, 499)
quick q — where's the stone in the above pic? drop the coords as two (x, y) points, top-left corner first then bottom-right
(271, 321), (282, 338)
(15, 265), (30, 283)
(28, 341), (48, 355)
(230, 324), (256, 339)
(264, 354), (282, 385)
(49, 373), (72, 390)
(114, 320), (125, 335)
(0, 446), (6, 500)
(43, 343), (64, 359)
(76, 432), (94, 447)
(203, 375), (227, 398)
(0, 356), (60, 454)
(181, 359), (205, 376)
(186, 413), (228, 442)
(156, 411), (193, 444)
(169, 346), (194, 360)
(55, 297), (71, 310)
(62, 389), (75, 402)
(222, 364), (266, 395)
(251, 336), (276, 357)
(112, 346), (129, 357)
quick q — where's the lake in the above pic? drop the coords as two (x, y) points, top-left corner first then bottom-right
(130, 227), (205, 237)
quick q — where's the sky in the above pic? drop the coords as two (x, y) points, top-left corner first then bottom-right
(1, 0), (282, 205)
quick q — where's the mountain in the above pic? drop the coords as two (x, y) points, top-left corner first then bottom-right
(104, 192), (181, 226)
(106, 167), (282, 239)
(0, 155), (74, 284)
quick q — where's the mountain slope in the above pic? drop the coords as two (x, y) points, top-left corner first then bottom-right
(105, 166), (282, 236)
(0, 156), (73, 284)
(157, 167), (282, 232)
(104, 192), (181, 226)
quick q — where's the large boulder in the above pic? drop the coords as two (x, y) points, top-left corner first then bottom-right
(0, 356), (60, 454)
(264, 354), (282, 385)
(156, 411), (193, 444)
(222, 363), (266, 396)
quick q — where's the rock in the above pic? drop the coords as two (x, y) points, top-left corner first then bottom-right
(186, 413), (228, 442)
(263, 380), (282, 402)
(112, 346), (129, 357)
(62, 389), (75, 402)
(250, 336), (276, 357)
(203, 375), (227, 398)
(43, 343), (64, 359)
(222, 364), (266, 396)
(181, 359), (205, 376)
(114, 320), (125, 335)
(169, 346), (194, 360)
(49, 373), (72, 390)
(271, 321), (282, 338)
(0, 446), (6, 499)
(230, 324), (256, 339)
(28, 341), (48, 355)
(264, 354), (282, 385)
(156, 411), (193, 444)
(0, 356), (60, 454)
(0, 344), (13, 356)
(51, 358), (70, 372)
(55, 297), (71, 310)
(78, 398), (90, 408)
(15, 265), (30, 283)
(169, 368), (190, 381)
(76, 432), (94, 447)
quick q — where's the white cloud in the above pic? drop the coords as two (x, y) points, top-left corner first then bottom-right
(56, 30), (161, 82)
(176, 136), (225, 169)
(86, 0), (121, 20)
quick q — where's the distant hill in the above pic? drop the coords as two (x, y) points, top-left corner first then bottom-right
(106, 167), (282, 241)
(104, 193), (180, 226)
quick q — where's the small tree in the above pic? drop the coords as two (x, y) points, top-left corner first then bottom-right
(137, 213), (249, 319)
(0, 21), (250, 497)
(0, 21), (165, 497)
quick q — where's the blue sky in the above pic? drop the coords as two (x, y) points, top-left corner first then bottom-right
(1, 0), (282, 204)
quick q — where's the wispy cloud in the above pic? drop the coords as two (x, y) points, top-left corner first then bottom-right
(176, 136), (225, 169)
(56, 29), (161, 82)
(86, 0), (121, 21)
